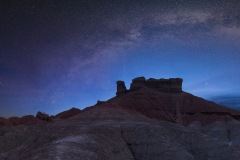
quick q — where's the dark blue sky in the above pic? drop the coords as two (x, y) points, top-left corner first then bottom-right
(0, 0), (240, 117)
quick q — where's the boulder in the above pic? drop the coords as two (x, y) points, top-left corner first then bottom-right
(36, 112), (50, 121)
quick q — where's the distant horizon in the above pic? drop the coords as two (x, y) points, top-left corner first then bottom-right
(1, 77), (239, 118)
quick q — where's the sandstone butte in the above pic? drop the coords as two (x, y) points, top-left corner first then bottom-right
(1, 77), (240, 160)
(1, 76), (239, 126)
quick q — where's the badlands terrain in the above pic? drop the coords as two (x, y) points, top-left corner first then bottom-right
(1, 77), (240, 160)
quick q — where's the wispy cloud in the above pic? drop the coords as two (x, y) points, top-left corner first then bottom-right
(215, 25), (240, 40)
(150, 10), (216, 26)
(60, 6), (240, 87)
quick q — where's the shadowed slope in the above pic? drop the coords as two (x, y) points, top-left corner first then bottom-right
(74, 86), (240, 125)
(110, 87), (240, 125)
(54, 107), (82, 119)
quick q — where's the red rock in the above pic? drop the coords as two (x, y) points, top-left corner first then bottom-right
(1, 77), (240, 127)
(54, 107), (82, 119)
(116, 81), (127, 96)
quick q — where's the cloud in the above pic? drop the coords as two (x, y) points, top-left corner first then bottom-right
(215, 25), (240, 40)
(150, 10), (216, 26)
(129, 28), (142, 41)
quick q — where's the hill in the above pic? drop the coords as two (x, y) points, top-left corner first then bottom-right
(1, 77), (240, 160)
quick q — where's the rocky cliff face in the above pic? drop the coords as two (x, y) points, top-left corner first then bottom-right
(116, 76), (182, 96)
(116, 81), (127, 96)
(147, 78), (182, 93)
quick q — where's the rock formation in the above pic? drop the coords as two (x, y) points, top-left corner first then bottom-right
(36, 112), (50, 121)
(116, 76), (183, 96)
(116, 80), (127, 96)
(147, 78), (183, 93)
(1, 76), (240, 160)
(130, 76), (147, 91)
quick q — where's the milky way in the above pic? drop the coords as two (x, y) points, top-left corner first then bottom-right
(0, 0), (240, 117)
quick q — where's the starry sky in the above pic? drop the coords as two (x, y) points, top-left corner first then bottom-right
(0, 0), (240, 117)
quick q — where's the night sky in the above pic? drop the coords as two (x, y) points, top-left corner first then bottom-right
(1, 0), (240, 117)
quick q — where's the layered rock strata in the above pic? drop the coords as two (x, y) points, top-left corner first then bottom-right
(116, 76), (183, 96)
